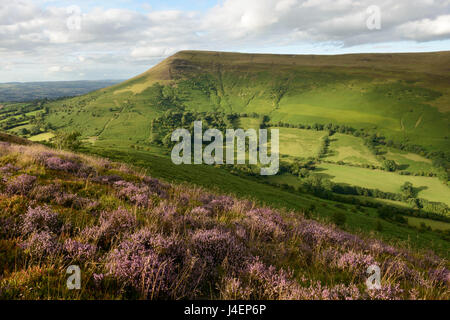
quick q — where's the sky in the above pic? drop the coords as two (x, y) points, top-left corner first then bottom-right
(0, 0), (449, 82)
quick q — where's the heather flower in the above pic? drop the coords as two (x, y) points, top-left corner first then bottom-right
(5, 174), (36, 196)
(153, 201), (178, 220)
(30, 184), (62, 202)
(63, 239), (97, 263)
(54, 193), (87, 209)
(114, 181), (151, 208)
(83, 208), (136, 248)
(298, 281), (362, 300)
(142, 176), (169, 199)
(21, 231), (61, 258)
(382, 258), (422, 283)
(190, 206), (211, 216)
(336, 251), (376, 277)
(43, 155), (94, 177)
(367, 283), (404, 300)
(21, 206), (61, 235)
(225, 257), (301, 300)
(297, 220), (361, 249)
(106, 229), (195, 299)
(45, 156), (81, 173)
(191, 228), (247, 276)
(243, 208), (287, 241)
(93, 273), (105, 287)
(0, 163), (19, 175)
(428, 267), (450, 286)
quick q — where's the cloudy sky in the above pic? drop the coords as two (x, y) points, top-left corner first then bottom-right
(0, 0), (449, 82)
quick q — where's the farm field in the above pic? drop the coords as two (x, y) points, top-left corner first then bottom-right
(28, 132), (55, 142)
(381, 147), (438, 174)
(274, 127), (327, 160)
(325, 133), (380, 166)
(317, 163), (450, 205)
(405, 216), (450, 231)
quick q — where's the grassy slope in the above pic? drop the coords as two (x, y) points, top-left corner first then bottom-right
(85, 145), (450, 258)
(1, 137), (448, 300)
(3, 51), (449, 253)
(44, 50), (450, 153)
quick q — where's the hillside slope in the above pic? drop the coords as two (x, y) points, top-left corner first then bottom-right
(0, 137), (448, 299)
(44, 50), (450, 153)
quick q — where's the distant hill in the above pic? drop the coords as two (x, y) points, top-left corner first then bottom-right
(44, 50), (450, 153)
(0, 80), (123, 102)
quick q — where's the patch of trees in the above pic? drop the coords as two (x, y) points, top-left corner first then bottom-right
(150, 110), (230, 148)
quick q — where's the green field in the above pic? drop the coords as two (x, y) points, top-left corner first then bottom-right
(325, 133), (380, 166)
(317, 163), (450, 205)
(381, 147), (437, 174)
(275, 127), (326, 160)
(405, 216), (450, 231)
(28, 132), (55, 142)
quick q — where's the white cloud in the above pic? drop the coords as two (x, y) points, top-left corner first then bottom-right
(396, 15), (450, 40)
(0, 0), (449, 81)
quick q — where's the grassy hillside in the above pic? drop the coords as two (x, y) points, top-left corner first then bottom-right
(41, 50), (450, 153)
(1, 50), (449, 263)
(0, 137), (448, 299)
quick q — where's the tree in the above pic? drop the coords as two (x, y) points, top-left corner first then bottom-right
(383, 159), (398, 172)
(400, 181), (416, 199)
(53, 130), (82, 150)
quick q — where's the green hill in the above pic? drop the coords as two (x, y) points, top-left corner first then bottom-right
(1, 50), (449, 243)
(43, 50), (450, 153)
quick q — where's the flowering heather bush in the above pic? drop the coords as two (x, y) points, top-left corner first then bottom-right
(114, 181), (151, 208)
(367, 283), (404, 300)
(191, 228), (248, 276)
(0, 163), (19, 174)
(336, 251), (376, 276)
(429, 267), (450, 286)
(204, 195), (235, 214)
(20, 231), (60, 259)
(63, 239), (97, 263)
(83, 208), (136, 248)
(30, 184), (62, 202)
(107, 228), (198, 299)
(220, 258), (302, 300)
(54, 192), (87, 209)
(5, 174), (36, 196)
(45, 156), (81, 173)
(243, 208), (287, 241)
(41, 154), (95, 178)
(142, 176), (170, 199)
(21, 206), (61, 236)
